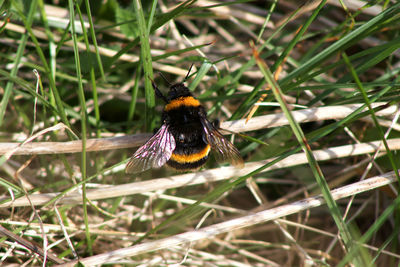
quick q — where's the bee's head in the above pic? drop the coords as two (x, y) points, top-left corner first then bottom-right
(167, 83), (192, 100)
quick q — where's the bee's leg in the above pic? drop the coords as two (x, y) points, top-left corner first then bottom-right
(151, 79), (168, 103)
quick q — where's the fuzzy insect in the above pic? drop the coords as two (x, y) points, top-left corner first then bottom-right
(126, 70), (243, 174)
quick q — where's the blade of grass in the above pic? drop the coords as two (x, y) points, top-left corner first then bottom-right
(128, 64), (142, 124)
(149, 0), (196, 33)
(292, 36), (400, 94)
(133, 0), (155, 131)
(342, 52), (399, 182)
(152, 43), (212, 62)
(105, 0), (196, 77)
(0, 3), (77, 182)
(188, 61), (212, 90)
(252, 43), (367, 265)
(271, 0), (327, 72)
(75, 3), (94, 133)
(280, 2), (400, 87)
(337, 193), (400, 267)
(15, 3), (73, 133)
(83, 0), (105, 81)
(338, 40), (400, 83)
(0, 69), (54, 111)
(36, 0), (57, 86)
(230, 6), (303, 120)
(147, 0), (157, 35)
(256, 0), (277, 43)
(343, 51), (400, 266)
(289, 38), (400, 107)
(68, 0), (91, 255)
(0, 0), (36, 126)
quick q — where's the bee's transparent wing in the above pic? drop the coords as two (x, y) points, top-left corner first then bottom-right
(125, 124), (176, 174)
(200, 118), (244, 168)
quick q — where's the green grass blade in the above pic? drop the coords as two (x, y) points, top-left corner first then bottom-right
(0, 0), (36, 126)
(128, 65), (142, 123)
(189, 61), (212, 90)
(342, 52), (399, 182)
(280, 2), (400, 87)
(253, 44), (367, 265)
(68, 0), (91, 254)
(271, 0), (327, 71)
(15, 4), (73, 132)
(133, 0), (155, 131)
(83, 0), (105, 81)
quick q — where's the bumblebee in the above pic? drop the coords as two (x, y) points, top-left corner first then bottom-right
(125, 72), (243, 174)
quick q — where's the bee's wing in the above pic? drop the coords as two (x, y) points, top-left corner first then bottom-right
(125, 124), (176, 174)
(200, 117), (244, 168)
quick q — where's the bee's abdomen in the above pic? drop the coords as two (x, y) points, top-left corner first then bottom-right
(167, 140), (210, 171)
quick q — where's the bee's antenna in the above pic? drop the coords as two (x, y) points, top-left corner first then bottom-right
(184, 64), (194, 82)
(158, 72), (171, 86)
(150, 78), (168, 103)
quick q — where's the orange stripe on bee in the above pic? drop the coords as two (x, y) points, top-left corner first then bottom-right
(170, 144), (211, 164)
(164, 96), (200, 111)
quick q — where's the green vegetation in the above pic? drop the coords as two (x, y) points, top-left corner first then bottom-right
(1, 1), (400, 266)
